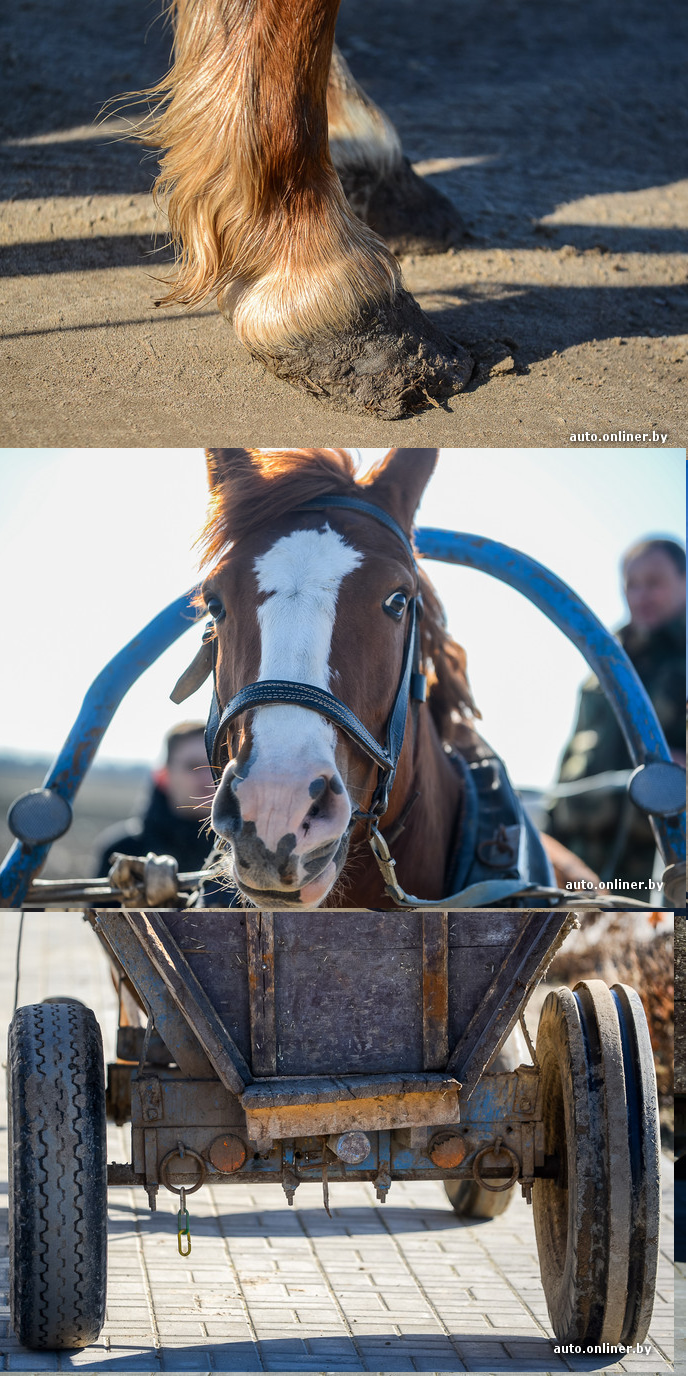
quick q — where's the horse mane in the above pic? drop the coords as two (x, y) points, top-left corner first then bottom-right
(199, 447), (479, 738)
(417, 567), (481, 742)
(198, 449), (359, 565)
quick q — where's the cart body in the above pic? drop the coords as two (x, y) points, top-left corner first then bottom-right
(8, 907), (666, 1351)
(97, 909), (570, 1196)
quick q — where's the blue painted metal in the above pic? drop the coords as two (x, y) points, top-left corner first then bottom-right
(223, 1061), (539, 1182)
(0, 592), (200, 907)
(414, 528), (685, 870)
(1, 529), (684, 905)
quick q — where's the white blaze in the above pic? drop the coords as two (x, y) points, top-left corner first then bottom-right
(252, 525), (362, 766)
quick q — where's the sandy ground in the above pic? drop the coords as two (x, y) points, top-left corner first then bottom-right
(1, 0), (686, 445)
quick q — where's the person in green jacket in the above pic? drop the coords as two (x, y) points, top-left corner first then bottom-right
(545, 537), (686, 893)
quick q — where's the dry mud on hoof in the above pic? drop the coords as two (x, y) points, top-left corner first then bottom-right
(340, 157), (467, 256)
(243, 289), (473, 419)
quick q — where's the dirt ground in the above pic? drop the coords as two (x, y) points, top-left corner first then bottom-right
(1, 0), (686, 445)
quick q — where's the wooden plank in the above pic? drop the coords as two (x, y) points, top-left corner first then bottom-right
(242, 1071), (458, 1107)
(246, 913), (277, 1076)
(275, 912), (421, 950)
(422, 913), (448, 1069)
(446, 912), (577, 1095)
(448, 913), (529, 946)
(161, 913), (252, 1063)
(447, 942), (515, 1050)
(241, 1072), (461, 1143)
(122, 910), (253, 1095)
(94, 913), (215, 1080)
(273, 936), (423, 1074)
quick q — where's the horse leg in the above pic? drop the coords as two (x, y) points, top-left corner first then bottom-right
(328, 44), (464, 255)
(141, 0), (472, 418)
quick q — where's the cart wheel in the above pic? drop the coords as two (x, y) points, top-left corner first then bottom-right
(444, 1177), (513, 1219)
(41, 996), (87, 1006)
(532, 980), (660, 1348)
(8, 1002), (108, 1350)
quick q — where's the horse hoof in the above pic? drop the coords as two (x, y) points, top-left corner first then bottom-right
(340, 157), (467, 256)
(241, 289), (473, 419)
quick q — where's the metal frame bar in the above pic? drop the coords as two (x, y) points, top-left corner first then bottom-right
(94, 911), (216, 1080)
(1, 529), (683, 905)
(121, 911), (252, 1093)
(246, 913), (278, 1076)
(414, 529), (685, 871)
(0, 593), (199, 906)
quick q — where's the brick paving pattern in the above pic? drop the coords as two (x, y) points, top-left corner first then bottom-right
(0, 914), (678, 1374)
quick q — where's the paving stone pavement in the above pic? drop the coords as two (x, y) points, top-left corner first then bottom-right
(0, 914), (678, 1374)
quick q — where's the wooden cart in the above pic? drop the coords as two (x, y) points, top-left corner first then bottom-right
(7, 909), (662, 1354)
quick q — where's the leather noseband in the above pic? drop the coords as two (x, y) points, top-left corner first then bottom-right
(203, 495), (426, 823)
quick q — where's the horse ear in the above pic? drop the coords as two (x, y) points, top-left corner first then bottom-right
(366, 449), (438, 530)
(205, 448), (254, 489)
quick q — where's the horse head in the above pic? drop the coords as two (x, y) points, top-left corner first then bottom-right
(197, 446), (446, 907)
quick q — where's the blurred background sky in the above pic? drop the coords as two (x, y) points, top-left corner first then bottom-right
(0, 448), (684, 790)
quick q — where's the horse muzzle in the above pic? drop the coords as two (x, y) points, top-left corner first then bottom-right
(210, 761), (352, 906)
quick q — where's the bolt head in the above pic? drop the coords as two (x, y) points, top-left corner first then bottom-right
(328, 1131), (371, 1164)
(428, 1133), (468, 1169)
(208, 1134), (247, 1173)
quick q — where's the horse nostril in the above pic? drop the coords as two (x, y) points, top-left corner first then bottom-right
(306, 776), (328, 821)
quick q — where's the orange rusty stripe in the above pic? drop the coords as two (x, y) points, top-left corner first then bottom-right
(422, 913), (449, 1069)
(244, 1086), (461, 1142)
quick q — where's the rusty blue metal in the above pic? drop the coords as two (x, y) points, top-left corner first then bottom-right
(1, 530), (684, 906)
(414, 528), (685, 871)
(0, 592), (200, 906)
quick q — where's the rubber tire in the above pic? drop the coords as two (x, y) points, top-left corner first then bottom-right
(532, 980), (660, 1347)
(444, 1177), (514, 1219)
(444, 1027), (527, 1220)
(41, 996), (87, 1006)
(610, 982), (661, 1344)
(8, 1001), (108, 1350)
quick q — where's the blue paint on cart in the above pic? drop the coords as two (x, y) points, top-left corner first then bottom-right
(1, 532), (684, 906)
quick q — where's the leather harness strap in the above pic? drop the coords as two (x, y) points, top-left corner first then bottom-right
(294, 493), (416, 562)
(193, 491), (557, 907)
(203, 495), (426, 822)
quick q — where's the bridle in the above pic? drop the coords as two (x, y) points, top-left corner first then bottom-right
(202, 494), (427, 827)
(171, 495), (633, 909)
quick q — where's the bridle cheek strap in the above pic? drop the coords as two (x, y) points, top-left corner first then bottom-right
(206, 597), (424, 823)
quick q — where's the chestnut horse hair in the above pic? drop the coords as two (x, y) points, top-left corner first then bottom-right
(198, 447), (479, 750)
(135, 1), (400, 350)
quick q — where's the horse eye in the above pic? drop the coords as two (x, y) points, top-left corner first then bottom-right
(205, 595), (225, 622)
(383, 590), (408, 619)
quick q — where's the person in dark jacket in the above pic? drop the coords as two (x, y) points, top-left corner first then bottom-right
(545, 538), (686, 891)
(96, 722), (214, 877)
